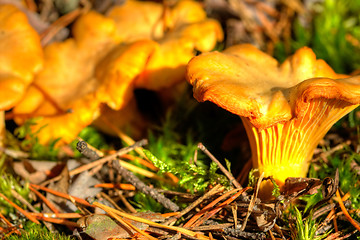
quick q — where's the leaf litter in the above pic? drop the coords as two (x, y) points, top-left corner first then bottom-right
(1, 0), (360, 239)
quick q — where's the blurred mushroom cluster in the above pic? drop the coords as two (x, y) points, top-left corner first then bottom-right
(1, 0), (223, 145)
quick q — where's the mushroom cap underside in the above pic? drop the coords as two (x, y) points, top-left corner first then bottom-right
(186, 44), (360, 129)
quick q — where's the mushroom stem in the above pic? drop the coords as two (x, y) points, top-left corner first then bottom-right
(241, 98), (358, 198)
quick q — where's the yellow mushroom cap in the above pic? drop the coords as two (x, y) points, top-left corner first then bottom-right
(95, 40), (158, 110)
(0, 4), (43, 110)
(186, 44), (360, 196)
(187, 44), (354, 129)
(107, 0), (223, 91)
(12, 11), (121, 144)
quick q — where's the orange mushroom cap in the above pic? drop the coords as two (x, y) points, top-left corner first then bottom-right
(95, 40), (158, 110)
(107, 0), (223, 90)
(13, 11), (121, 144)
(0, 4), (43, 110)
(186, 44), (360, 197)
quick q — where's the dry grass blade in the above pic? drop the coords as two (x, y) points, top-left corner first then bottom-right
(93, 202), (210, 240)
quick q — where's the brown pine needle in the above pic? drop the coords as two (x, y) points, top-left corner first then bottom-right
(0, 211), (13, 227)
(29, 185), (61, 213)
(119, 160), (173, 185)
(183, 188), (241, 228)
(30, 212), (83, 219)
(94, 183), (136, 191)
(0, 193), (40, 224)
(335, 190), (360, 231)
(106, 210), (158, 240)
(121, 154), (157, 171)
(193, 187), (251, 227)
(34, 215), (79, 227)
(164, 184), (224, 226)
(30, 184), (94, 208)
(93, 202), (210, 240)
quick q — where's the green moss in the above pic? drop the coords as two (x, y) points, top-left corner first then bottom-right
(3, 222), (72, 240)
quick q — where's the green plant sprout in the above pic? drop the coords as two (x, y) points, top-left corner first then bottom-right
(0, 174), (30, 215)
(292, 207), (330, 240)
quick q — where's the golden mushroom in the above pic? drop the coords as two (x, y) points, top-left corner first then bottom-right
(0, 4), (43, 146)
(107, 0), (223, 90)
(186, 44), (360, 198)
(12, 11), (121, 145)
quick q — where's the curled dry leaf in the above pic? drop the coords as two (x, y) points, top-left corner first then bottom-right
(186, 44), (360, 198)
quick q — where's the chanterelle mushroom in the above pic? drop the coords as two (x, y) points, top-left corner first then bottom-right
(186, 44), (360, 197)
(0, 4), (43, 146)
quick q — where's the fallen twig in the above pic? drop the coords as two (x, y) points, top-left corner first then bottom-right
(113, 160), (180, 212)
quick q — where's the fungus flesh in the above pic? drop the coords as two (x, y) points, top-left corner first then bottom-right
(186, 44), (360, 196)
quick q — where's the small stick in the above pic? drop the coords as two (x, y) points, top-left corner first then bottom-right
(198, 143), (242, 189)
(76, 140), (103, 160)
(113, 160), (180, 212)
(70, 139), (148, 176)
